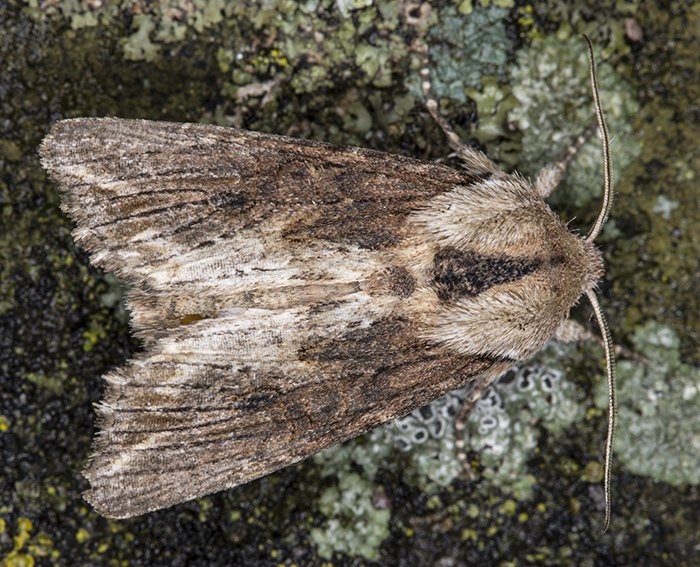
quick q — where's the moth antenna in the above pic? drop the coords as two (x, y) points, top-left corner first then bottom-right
(583, 35), (613, 243)
(586, 290), (616, 533)
(581, 35), (616, 532)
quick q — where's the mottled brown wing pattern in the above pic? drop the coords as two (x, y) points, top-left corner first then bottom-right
(42, 118), (473, 271)
(41, 118), (506, 518)
(41, 118), (476, 337)
(89, 313), (503, 518)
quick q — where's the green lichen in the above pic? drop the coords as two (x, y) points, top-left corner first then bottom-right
(595, 322), (700, 485)
(418, 4), (512, 102)
(507, 35), (641, 209)
(122, 14), (161, 62)
(28, 0), (229, 61)
(392, 395), (465, 492)
(311, 429), (393, 559)
(0, 516), (58, 566)
(407, 434), (464, 490)
(309, 472), (390, 560)
(335, 0), (374, 19)
(314, 428), (393, 481)
(608, 6), (699, 357)
(386, 354), (585, 500)
(545, 0), (642, 58)
(25, 0), (416, 147)
(465, 77), (521, 169)
(465, 360), (585, 499)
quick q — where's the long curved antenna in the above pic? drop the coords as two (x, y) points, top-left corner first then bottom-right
(583, 35), (613, 243)
(582, 36), (617, 533)
(586, 290), (616, 533)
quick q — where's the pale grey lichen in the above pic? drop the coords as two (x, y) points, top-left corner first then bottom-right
(314, 428), (393, 481)
(595, 321), (700, 486)
(652, 195), (680, 220)
(392, 393), (461, 452)
(465, 362), (585, 499)
(311, 429), (392, 560)
(408, 4), (512, 102)
(335, 0), (374, 19)
(391, 357), (585, 499)
(392, 395), (464, 491)
(507, 35), (641, 209)
(309, 471), (390, 560)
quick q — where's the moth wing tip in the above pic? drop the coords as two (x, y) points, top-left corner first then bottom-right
(82, 487), (134, 520)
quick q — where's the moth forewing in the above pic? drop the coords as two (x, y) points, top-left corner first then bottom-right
(40, 39), (614, 523)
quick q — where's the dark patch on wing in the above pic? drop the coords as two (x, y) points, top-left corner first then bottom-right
(431, 247), (541, 302)
(382, 266), (417, 298)
(209, 192), (248, 211)
(299, 315), (497, 410)
(362, 266), (417, 298)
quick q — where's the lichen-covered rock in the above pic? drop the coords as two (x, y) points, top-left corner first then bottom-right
(507, 35), (641, 209)
(309, 472), (391, 560)
(424, 4), (512, 101)
(596, 321), (700, 485)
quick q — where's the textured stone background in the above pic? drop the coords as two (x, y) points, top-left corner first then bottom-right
(1, 1), (698, 565)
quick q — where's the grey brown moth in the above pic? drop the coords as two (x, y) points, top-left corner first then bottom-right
(40, 38), (616, 527)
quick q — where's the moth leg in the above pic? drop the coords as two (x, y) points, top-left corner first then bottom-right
(535, 122), (597, 198)
(454, 368), (504, 477)
(416, 42), (498, 176)
(555, 318), (647, 363)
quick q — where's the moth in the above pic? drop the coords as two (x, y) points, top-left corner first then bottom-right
(40, 37), (616, 528)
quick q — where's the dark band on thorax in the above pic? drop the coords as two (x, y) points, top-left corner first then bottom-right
(431, 246), (541, 302)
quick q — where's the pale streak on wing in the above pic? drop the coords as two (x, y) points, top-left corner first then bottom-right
(39, 117), (469, 282)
